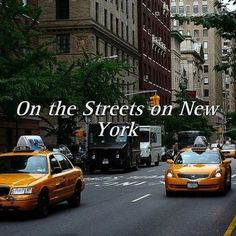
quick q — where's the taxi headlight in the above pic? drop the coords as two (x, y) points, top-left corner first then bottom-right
(214, 170), (222, 178)
(167, 171), (173, 178)
(11, 187), (34, 195)
(116, 153), (120, 159)
(92, 154), (96, 160)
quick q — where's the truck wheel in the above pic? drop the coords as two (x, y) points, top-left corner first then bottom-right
(155, 155), (160, 166)
(89, 166), (95, 174)
(146, 156), (151, 167)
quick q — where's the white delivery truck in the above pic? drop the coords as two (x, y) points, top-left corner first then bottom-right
(139, 126), (162, 166)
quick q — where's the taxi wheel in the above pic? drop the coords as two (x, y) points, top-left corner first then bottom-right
(166, 190), (174, 197)
(36, 189), (49, 218)
(68, 184), (81, 207)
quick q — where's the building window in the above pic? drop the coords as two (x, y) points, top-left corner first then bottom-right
(204, 89), (209, 97)
(204, 53), (208, 60)
(203, 29), (208, 37)
(105, 42), (108, 56)
(193, 5), (198, 15)
(204, 77), (209, 85)
(96, 2), (99, 22)
(57, 34), (70, 53)
(56, 0), (69, 19)
(110, 13), (113, 31)
(202, 5), (208, 14)
(132, 30), (135, 45)
(121, 22), (124, 38)
(126, 26), (129, 42)
(104, 9), (107, 27)
(121, 0), (124, 11)
(171, 6), (176, 14)
(179, 6), (184, 15)
(116, 18), (119, 35)
(203, 41), (208, 49)
(96, 37), (100, 54)
(116, 0), (119, 11)
(194, 29), (199, 37)
(203, 65), (208, 73)
(132, 3), (135, 23)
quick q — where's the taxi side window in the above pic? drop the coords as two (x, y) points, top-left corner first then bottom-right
(54, 154), (73, 171)
(50, 155), (60, 170)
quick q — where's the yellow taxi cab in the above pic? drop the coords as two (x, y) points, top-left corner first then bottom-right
(0, 136), (85, 217)
(221, 144), (236, 158)
(165, 147), (231, 196)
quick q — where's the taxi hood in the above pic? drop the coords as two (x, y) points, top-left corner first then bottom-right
(0, 173), (45, 187)
(172, 164), (220, 174)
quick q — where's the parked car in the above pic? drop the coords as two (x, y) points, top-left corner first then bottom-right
(0, 136), (85, 217)
(165, 147), (231, 196)
(221, 144), (236, 158)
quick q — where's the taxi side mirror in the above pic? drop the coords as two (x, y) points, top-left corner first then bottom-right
(167, 159), (174, 164)
(223, 159), (231, 165)
(52, 167), (62, 174)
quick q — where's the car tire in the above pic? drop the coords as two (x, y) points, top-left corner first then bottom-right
(35, 189), (49, 218)
(68, 184), (81, 208)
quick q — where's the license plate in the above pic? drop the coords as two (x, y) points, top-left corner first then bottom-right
(187, 182), (198, 189)
(102, 158), (109, 165)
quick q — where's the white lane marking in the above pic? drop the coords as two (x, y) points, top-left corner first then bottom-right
(232, 174), (236, 178)
(135, 181), (147, 186)
(147, 169), (156, 172)
(132, 194), (151, 203)
(159, 181), (165, 185)
(116, 181), (137, 186)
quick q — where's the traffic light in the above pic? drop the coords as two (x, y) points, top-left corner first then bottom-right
(150, 95), (160, 106)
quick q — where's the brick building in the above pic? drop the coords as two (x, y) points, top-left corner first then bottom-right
(138, 0), (172, 105)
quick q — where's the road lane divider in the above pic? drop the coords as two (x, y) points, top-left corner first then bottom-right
(224, 216), (236, 236)
(231, 174), (236, 178)
(134, 181), (147, 186)
(132, 194), (151, 203)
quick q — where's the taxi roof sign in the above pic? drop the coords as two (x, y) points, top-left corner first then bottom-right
(16, 135), (45, 151)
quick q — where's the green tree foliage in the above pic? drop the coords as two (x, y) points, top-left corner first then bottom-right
(163, 85), (212, 146)
(0, 0), (57, 115)
(176, 0), (236, 77)
(0, 1), (133, 144)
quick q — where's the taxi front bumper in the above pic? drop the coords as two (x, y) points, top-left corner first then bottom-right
(0, 195), (38, 211)
(165, 177), (225, 192)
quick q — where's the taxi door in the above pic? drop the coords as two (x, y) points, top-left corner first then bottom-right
(54, 154), (78, 198)
(48, 155), (67, 203)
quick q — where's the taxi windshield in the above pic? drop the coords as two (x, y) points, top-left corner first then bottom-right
(175, 151), (220, 164)
(0, 155), (48, 174)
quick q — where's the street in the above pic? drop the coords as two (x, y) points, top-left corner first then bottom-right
(1, 160), (236, 236)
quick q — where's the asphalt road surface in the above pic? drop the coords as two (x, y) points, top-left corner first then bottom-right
(1, 160), (236, 236)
